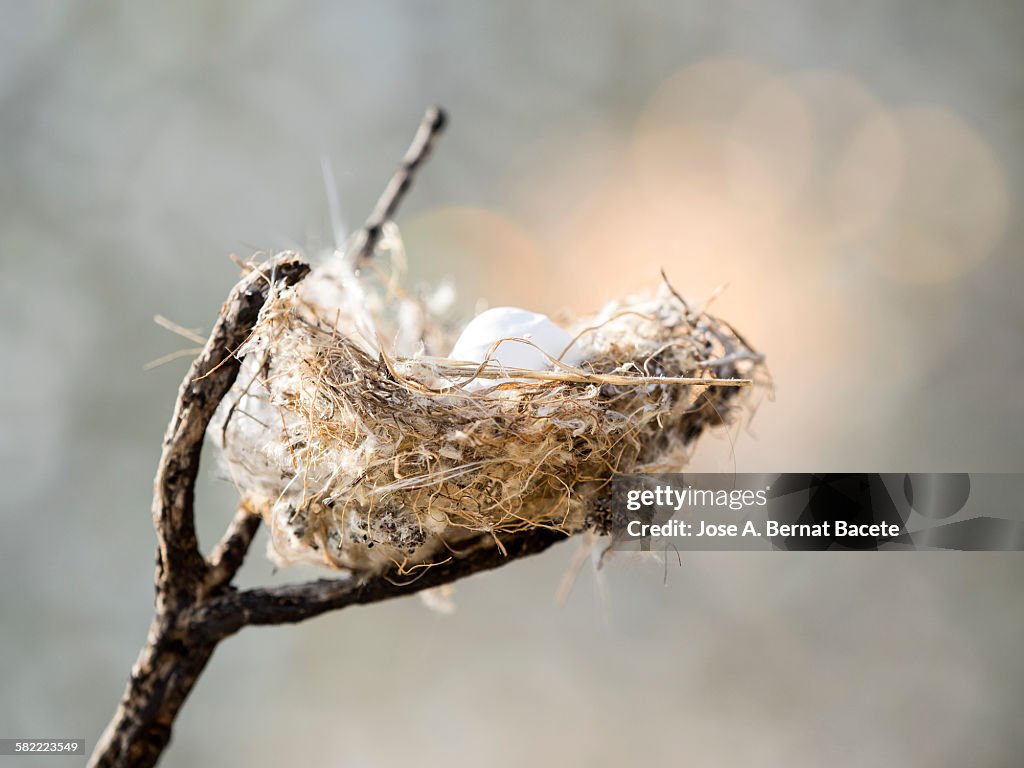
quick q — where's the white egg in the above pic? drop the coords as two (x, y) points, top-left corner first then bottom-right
(449, 307), (581, 388)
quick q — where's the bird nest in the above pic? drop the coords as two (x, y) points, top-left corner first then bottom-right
(214, 255), (764, 574)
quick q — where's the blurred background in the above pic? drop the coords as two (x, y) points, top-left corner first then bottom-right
(2, 1), (1023, 765)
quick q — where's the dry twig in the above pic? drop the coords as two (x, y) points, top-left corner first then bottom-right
(346, 105), (447, 266)
(88, 107), (566, 768)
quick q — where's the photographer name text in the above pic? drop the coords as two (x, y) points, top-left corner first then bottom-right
(625, 519), (901, 539)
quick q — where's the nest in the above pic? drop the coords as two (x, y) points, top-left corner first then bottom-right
(214, 254), (764, 574)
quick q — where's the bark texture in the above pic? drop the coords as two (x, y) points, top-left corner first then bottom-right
(89, 108), (571, 768)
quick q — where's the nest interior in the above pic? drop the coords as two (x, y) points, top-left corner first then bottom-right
(214, 254), (764, 574)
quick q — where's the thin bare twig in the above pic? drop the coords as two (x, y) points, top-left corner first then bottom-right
(187, 528), (568, 642)
(204, 503), (263, 594)
(346, 105), (447, 266)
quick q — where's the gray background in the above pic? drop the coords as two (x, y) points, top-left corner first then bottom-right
(2, 2), (1022, 766)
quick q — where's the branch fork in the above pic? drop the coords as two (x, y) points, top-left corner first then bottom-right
(90, 108), (567, 768)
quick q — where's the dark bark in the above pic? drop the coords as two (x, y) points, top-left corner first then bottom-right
(186, 528), (568, 642)
(88, 108), (574, 768)
(91, 616), (216, 768)
(90, 255), (309, 768)
(151, 257), (310, 610)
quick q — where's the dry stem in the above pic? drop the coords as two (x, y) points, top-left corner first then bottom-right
(89, 108), (574, 768)
(346, 105), (446, 266)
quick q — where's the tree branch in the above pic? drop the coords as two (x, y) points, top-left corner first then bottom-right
(90, 255), (309, 768)
(187, 528), (568, 642)
(346, 105), (447, 266)
(92, 108), (579, 768)
(204, 503), (263, 595)
(151, 255), (309, 609)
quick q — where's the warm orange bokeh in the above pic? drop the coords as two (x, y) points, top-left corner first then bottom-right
(403, 56), (1011, 471)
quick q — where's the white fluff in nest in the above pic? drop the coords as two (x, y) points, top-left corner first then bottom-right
(449, 307), (583, 389)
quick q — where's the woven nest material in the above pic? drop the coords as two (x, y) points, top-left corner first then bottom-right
(214, 254), (765, 574)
